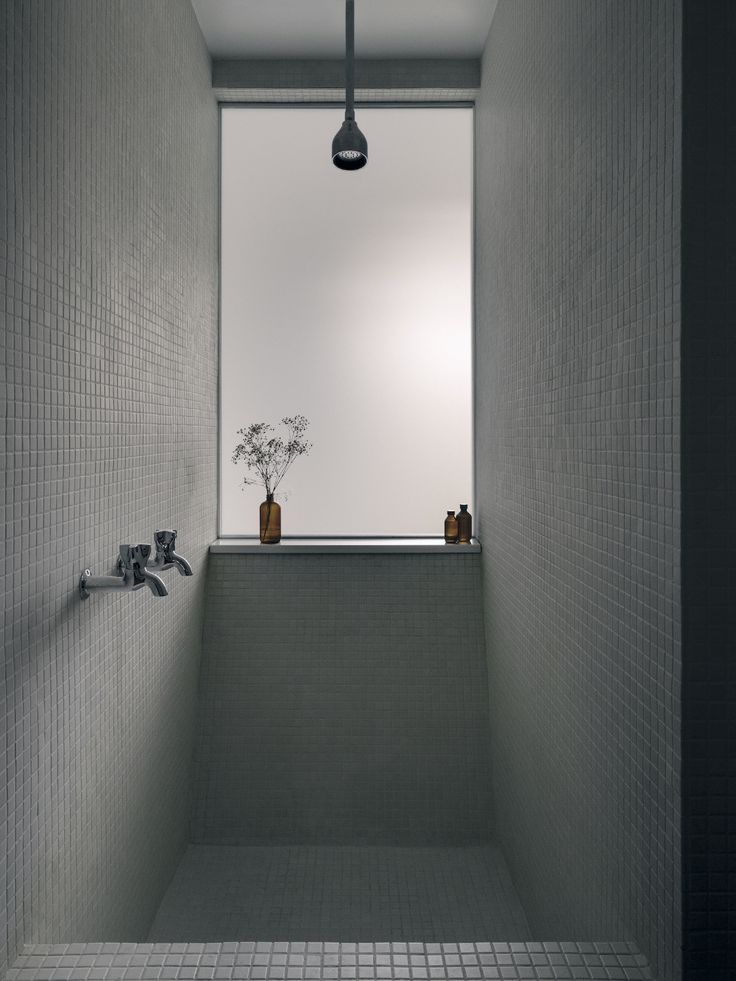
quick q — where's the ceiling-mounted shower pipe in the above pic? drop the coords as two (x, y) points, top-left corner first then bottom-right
(332, 0), (368, 170)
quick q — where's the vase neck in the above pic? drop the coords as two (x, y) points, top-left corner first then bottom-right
(266, 493), (274, 502)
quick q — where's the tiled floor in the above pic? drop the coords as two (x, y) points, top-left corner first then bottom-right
(6, 941), (653, 981)
(4, 849), (654, 979)
(147, 846), (532, 942)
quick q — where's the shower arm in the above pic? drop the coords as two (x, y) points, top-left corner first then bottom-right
(345, 0), (355, 120)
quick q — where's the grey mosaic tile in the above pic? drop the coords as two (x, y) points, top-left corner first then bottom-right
(474, 3), (681, 980)
(192, 555), (492, 845)
(147, 845), (531, 942)
(2, 0), (709, 977)
(4, 943), (653, 981)
(0, 0), (218, 974)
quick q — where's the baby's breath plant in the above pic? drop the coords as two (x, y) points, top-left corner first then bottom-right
(232, 415), (311, 497)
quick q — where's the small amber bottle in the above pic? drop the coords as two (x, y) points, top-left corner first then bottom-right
(259, 493), (281, 544)
(456, 504), (472, 544)
(444, 510), (458, 544)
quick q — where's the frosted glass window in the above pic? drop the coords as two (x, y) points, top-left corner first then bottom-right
(220, 106), (472, 536)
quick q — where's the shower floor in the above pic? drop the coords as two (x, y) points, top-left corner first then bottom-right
(148, 845), (532, 942)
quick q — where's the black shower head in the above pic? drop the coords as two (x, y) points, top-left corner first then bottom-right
(332, 0), (368, 171)
(332, 117), (368, 170)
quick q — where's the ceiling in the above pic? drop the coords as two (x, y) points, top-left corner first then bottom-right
(191, 1), (498, 60)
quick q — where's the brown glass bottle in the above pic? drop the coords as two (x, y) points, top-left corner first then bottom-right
(259, 494), (281, 544)
(456, 504), (472, 544)
(444, 510), (458, 544)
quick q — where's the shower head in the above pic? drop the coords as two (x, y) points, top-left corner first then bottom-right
(332, 117), (368, 171)
(332, 0), (368, 171)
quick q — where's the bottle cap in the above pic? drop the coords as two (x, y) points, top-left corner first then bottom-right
(446, 510), (454, 515)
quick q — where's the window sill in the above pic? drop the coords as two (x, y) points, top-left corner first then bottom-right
(210, 537), (481, 554)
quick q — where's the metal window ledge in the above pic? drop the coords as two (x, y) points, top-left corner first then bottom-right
(210, 537), (481, 554)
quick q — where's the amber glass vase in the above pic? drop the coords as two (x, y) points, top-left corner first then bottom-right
(259, 494), (281, 544)
(444, 510), (458, 544)
(456, 504), (472, 544)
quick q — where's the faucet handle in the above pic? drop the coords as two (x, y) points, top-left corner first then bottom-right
(153, 529), (193, 576)
(154, 529), (177, 556)
(118, 543), (153, 588)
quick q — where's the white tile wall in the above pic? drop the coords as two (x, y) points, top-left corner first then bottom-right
(474, 3), (681, 979)
(0, 1), (218, 973)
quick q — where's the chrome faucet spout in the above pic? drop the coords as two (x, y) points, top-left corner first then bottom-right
(142, 568), (169, 596)
(169, 550), (193, 576)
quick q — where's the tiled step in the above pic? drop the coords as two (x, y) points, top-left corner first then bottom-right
(5, 941), (653, 981)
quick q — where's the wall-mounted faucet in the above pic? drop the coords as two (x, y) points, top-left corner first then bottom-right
(80, 544), (168, 600)
(148, 529), (193, 577)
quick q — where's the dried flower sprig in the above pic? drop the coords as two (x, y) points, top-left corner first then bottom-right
(232, 415), (312, 497)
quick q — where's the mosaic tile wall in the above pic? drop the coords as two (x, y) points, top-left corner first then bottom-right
(681, 2), (736, 978)
(0, 1), (217, 974)
(192, 555), (492, 844)
(474, 3), (681, 979)
(212, 57), (480, 104)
